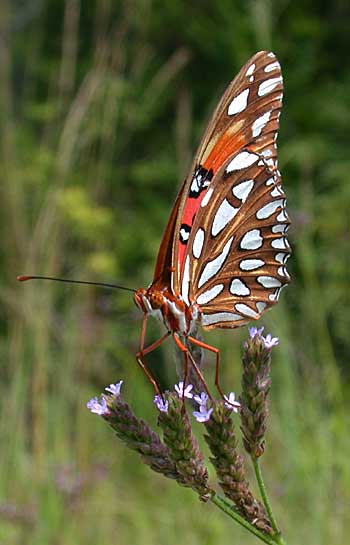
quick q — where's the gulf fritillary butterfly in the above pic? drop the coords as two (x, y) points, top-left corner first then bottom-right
(18, 51), (291, 397)
(133, 51), (291, 396)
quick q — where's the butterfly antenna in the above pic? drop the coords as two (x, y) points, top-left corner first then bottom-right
(17, 275), (136, 293)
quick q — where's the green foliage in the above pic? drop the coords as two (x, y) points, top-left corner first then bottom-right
(0, 1), (349, 544)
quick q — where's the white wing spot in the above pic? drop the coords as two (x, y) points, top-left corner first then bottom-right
(181, 256), (190, 306)
(246, 63), (255, 76)
(226, 151), (258, 172)
(252, 111), (271, 137)
(257, 276), (282, 288)
(275, 252), (289, 264)
(268, 52), (275, 58)
(240, 229), (263, 250)
(202, 312), (242, 326)
(256, 301), (267, 313)
(265, 177), (275, 185)
(271, 237), (289, 250)
(258, 77), (283, 97)
(198, 236), (233, 289)
(264, 61), (280, 73)
(270, 186), (284, 197)
(230, 278), (250, 296)
(232, 179), (254, 202)
(196, 284), (224, 305)
(212, 199), (239, 236)
(272, 224), (288, 234)
(235, 303), (259, 319)
(179, 227), (190, 242)
(256, 199), (284, 220)
(193, 228), (205, 259)
(262, 149), (273, 157)
(228, 88), (249, 115)
(201, 187), (214, 208)
(239, 258), (265, 271)
(277, 266), (290, 278)
(269, 286), (284, 302)
(276, 209), (289, 222)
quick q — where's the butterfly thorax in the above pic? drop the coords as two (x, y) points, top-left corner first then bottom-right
(134, 287), (199, 335)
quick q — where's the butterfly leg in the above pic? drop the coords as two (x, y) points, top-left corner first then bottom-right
(173, 333), (213, 401)
(172, 334), (190, 404)
(187, 336), (226, 400)
(136, 314), (171, 396)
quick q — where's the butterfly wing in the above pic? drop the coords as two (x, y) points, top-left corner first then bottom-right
(152, 182), (187, 289)
(182, 161), (290, 329)
(176, 51), (290, 327)
(152, 50), (290, 326)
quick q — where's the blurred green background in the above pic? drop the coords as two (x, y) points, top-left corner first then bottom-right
(1, 1), (349, 544)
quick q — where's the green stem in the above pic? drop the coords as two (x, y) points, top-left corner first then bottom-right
(211, 494), (276, 545)
(252, 458), (285, 543)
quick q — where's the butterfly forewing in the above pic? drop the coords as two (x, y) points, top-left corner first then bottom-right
(191, 51), (282, 171)
(171, 51), (284, 293)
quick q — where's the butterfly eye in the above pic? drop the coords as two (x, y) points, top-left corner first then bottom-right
(134, 288), (147, 311)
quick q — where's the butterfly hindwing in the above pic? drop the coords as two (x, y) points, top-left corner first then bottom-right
(182, 159), (290, 329)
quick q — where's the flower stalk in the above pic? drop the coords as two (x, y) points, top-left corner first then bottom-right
(157, 390), (213, 501)
(87, 329), (288, 544)
(204, 400), (273, 535)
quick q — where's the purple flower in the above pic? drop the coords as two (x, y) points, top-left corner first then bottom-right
(193, 407), (213, 423)
(224, 392), (241, 413)
(154, 395), (169, 413)
(263, 334), (279, 349)
(87, 396), (109, 416)
(193, 392), (213, 422)
(105, 380), (123, 396)
(249, 326), (264, 338)
(194, 392), (209, 407)
(174, 381), (193, 399)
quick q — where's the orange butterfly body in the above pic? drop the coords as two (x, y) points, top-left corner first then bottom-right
(133, 51), (291, 394)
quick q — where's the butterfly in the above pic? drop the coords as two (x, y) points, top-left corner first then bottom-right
(133, 51), (291, 396)
(18, 51), (290, 396)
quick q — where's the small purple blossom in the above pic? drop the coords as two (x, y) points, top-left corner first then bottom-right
(224, 392), (241, 413)
(193, 394), (213, 422)
(193, 407), (213, 423)
(174, 381), (193, 399)
(263, 334), (279, 349)
(154, 395), (169, 413)
(105, 380), (123, 396)
(249, 326), (264, 338)
(87, 396), (109, 416)
(194, 392), (209, 407)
